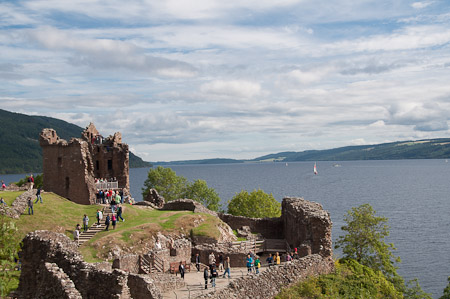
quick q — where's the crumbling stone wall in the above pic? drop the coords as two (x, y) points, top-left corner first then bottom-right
(161, 198), (218, 216)
(16, 230), (161, 299)
(40, 123), (129, 205)
(282, 197), (332, 257)
(218, 214), (283, 239)
(112, 254), (140, 273)
(194, 254), (334, 299)
(41, 262), (82, 299)
(0, 190), (34, 218)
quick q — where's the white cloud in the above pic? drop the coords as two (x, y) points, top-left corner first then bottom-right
(411, 1), (433, 9)
(200, 80), (261, 99)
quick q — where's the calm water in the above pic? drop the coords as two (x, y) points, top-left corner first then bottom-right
(2, 160), (449, 297)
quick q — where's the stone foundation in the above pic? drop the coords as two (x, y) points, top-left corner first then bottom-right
(0, 190), (34, 219)
(15, 231), (161, 299)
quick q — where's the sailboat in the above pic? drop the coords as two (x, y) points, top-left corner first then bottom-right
(314, 162), (318, 175)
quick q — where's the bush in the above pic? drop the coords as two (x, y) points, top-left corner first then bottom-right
(227, 189), (281, 218)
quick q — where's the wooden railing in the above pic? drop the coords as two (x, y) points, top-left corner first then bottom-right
(139, 255), (152, 274)
(153, 254), (164, 273)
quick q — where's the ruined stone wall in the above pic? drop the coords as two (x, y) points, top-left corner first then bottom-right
(194, 254), (334, 299)
(16, 230), (161, 299)
(40, 123), (130, 205)
(41, 262), (82, 299)
(192, 246), (248, 268)
(218, 213), (284, 239)
(161, 199), (218, 216)
(40, 130), (96, 205)
(282, 197), (333, 258)
(112, 254), (140, 273)
(0, 190), (34, 218)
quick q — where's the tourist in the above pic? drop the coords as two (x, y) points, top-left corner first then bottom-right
(178, 261), (185, 279)
(0, 197), (6, 206)
(286, 252), (292, 263)
(222, 256), (231, 278)
(195, 253), (200, 272)
(111, 213), (117, 230)
(204, 267), (209, 289)
(110, 197), (116, 213)
(104, 214), (110, 231)
(246, 254), (253, 274)
(218, 253), (224, 271)
(119, 189), (124, 204)
(35, 187), (43, 204)
(83, 214), (89, 232)
(28, 174), (34, 191)
(293, 248), (299, 259)
(115, 192), (121, 205)
(117, 205), (124, 222)
(255, 256), (261, 274)
(208, 252), (216, 269)
(73, 225), (80, 245)
(101, 190), (106, 204)
(96, 209), (102, 225)
(266, 253), (274, 267)
(1, 180), (6, 190)
(275, 252), (281, 265)
(155, 239), (162, 250)
(27, 197), (33, 215)
(210, 265), (217, 287)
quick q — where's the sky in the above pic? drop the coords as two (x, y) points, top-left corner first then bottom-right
(1, 0), (450, 162)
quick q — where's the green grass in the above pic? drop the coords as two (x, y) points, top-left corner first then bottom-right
(0, 191), (23, 206)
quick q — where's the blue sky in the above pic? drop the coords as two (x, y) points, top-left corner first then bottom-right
(1, 0), (450, 162)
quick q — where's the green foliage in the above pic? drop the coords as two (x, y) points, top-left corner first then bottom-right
(14, 174), (43, 189)
(335, 204), (403, 289)
(404, 278), (432, 299)
(142, 166), (187, 202)
(184, 179), (221, 211)
(227, 189), (281, 218)
(142, 166), (221, 211)
(276, 258), (403, 299)
(439, 277), (450, 299)
(0, 215), (21, 297)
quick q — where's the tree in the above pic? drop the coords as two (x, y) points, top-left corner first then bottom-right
(440, 277), (450, 299)
(0, 215), (21, 297)
(184, 179), (221, 211)
(335, 204), (402, 288)
(227, 189), (281, 218)
(142, 166), (222, 211)
(142, 166), (187, 202)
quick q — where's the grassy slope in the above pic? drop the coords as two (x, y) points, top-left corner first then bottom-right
(1, 191), (221, 263)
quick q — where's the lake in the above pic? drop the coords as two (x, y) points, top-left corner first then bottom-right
(2, 159), (449, 297)
(131, 159), (450, 298)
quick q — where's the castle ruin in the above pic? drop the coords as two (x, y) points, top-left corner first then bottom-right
(39, 123), (129, 205)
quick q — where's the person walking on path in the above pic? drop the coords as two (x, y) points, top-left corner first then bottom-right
(27, 197), (33, 215)
(246, 254), (253, 274)
(195, 253), (200, 272)
(255, 256), (261, 274)
(208, 252), (216, 269)
(35, 188), (43, 204)
(96, 209), (103, 226)
(218, 253), (224, 271)
(275, 252), (281, 265)
(204, 267), (209, 289)
(117, 205), (125, 222)
(73, 225), (80, 245)
(83, 214), (89, 232)
(111, 214), (117, 230)
(178, 261), (185, 279)
(266, 253), (274, 267)
(210, 265), (217, 288)
(104, 214), (110, 231)
(222, 256), (231, 278)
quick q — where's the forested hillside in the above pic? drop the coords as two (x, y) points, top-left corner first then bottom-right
(0, 109), (151, 174)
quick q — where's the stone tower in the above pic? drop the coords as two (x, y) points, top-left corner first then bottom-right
(39, 123), (130, 205)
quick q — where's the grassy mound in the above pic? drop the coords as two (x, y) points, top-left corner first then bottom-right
(1, 191), (223, 263)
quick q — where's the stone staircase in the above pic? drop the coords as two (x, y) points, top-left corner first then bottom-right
(78, 206), (113, 246)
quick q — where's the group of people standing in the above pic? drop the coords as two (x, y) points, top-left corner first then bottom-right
(95, 189), (124, 205)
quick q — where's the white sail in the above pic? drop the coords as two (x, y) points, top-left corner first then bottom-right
(314, 162), (318, 175)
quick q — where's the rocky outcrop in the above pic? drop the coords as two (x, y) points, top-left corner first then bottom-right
(143, 188), (165, 208)
(162, 199), (218, 216)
